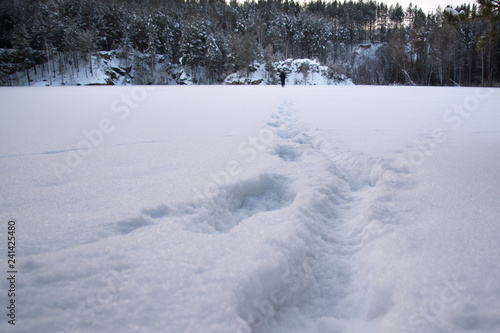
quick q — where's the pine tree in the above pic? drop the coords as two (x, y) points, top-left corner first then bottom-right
(78, 28), (98, 78)
(389, 4), (405, 29)
(1, 0), (499, 86)
(206, 33), (226, 83)
(477, 0), (500, 85)
(12, 23), (35, 85)
(180, 20), (210, 80)
(230, 32), (259, 75)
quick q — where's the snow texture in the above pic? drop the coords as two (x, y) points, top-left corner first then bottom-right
(1, 86), (500, 333)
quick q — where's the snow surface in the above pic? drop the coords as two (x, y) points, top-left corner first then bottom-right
(1, 86), (500, 333)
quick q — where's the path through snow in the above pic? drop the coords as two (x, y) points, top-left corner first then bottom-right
(235, 97), (416, 332)
(1, 86), (499, 333)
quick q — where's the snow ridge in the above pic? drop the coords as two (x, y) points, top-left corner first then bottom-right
(141, 173), (296, 234)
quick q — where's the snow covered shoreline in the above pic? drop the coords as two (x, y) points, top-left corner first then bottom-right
(1, 50), (352, 87)
(1, 85), (499, 333)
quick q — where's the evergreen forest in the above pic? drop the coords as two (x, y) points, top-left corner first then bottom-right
(1, 0), (499, 86)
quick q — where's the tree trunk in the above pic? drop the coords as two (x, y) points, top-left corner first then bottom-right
(481, 49), (485, 87)
(89, 53), (93, 77)
(84, 54), (88, 79)
(45, 36), (53, 85)
(52, 54), (56, 80)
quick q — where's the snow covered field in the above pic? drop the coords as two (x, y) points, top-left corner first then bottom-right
(1, 85), (500, 333)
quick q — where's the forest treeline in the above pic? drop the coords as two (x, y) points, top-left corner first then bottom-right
(0, 0), (499, 86)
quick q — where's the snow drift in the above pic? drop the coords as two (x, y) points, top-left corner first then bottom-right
(0, 86), (499, 333)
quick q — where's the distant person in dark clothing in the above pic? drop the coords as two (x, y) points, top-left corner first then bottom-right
(280, 71), (287, 87)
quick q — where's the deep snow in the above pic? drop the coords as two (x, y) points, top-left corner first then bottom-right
(0, 86), (499, 333)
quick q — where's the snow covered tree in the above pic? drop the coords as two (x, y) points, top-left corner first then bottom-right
(205, 33), (227, 83)
(477, 0), (500, 85)
(264, 44), (277, 84)
(78, 28), (98, 78)
(0, 0), (498, 86)
(298, 61), (310, 84)
(153, 11), (181, 63)
(11, 23), (35, 85)
(133, 52), (151, 85)
(180, 20), (210, 80)
(63, 22), (81, 78)
(388, 28), (408, 84)
(229, 32), (260, 75)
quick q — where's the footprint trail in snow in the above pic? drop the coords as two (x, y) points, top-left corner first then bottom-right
(244, 98), (414, 332)
(102, 96), (414, 332)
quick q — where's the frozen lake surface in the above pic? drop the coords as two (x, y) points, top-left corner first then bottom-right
(1, 85), (500, 333)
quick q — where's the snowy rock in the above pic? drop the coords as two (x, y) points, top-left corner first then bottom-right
(224, 72), (265, 85)
(224, 59), (353, 86)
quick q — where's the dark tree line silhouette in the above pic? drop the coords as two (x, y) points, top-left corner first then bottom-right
(0, 0), (499, 85)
